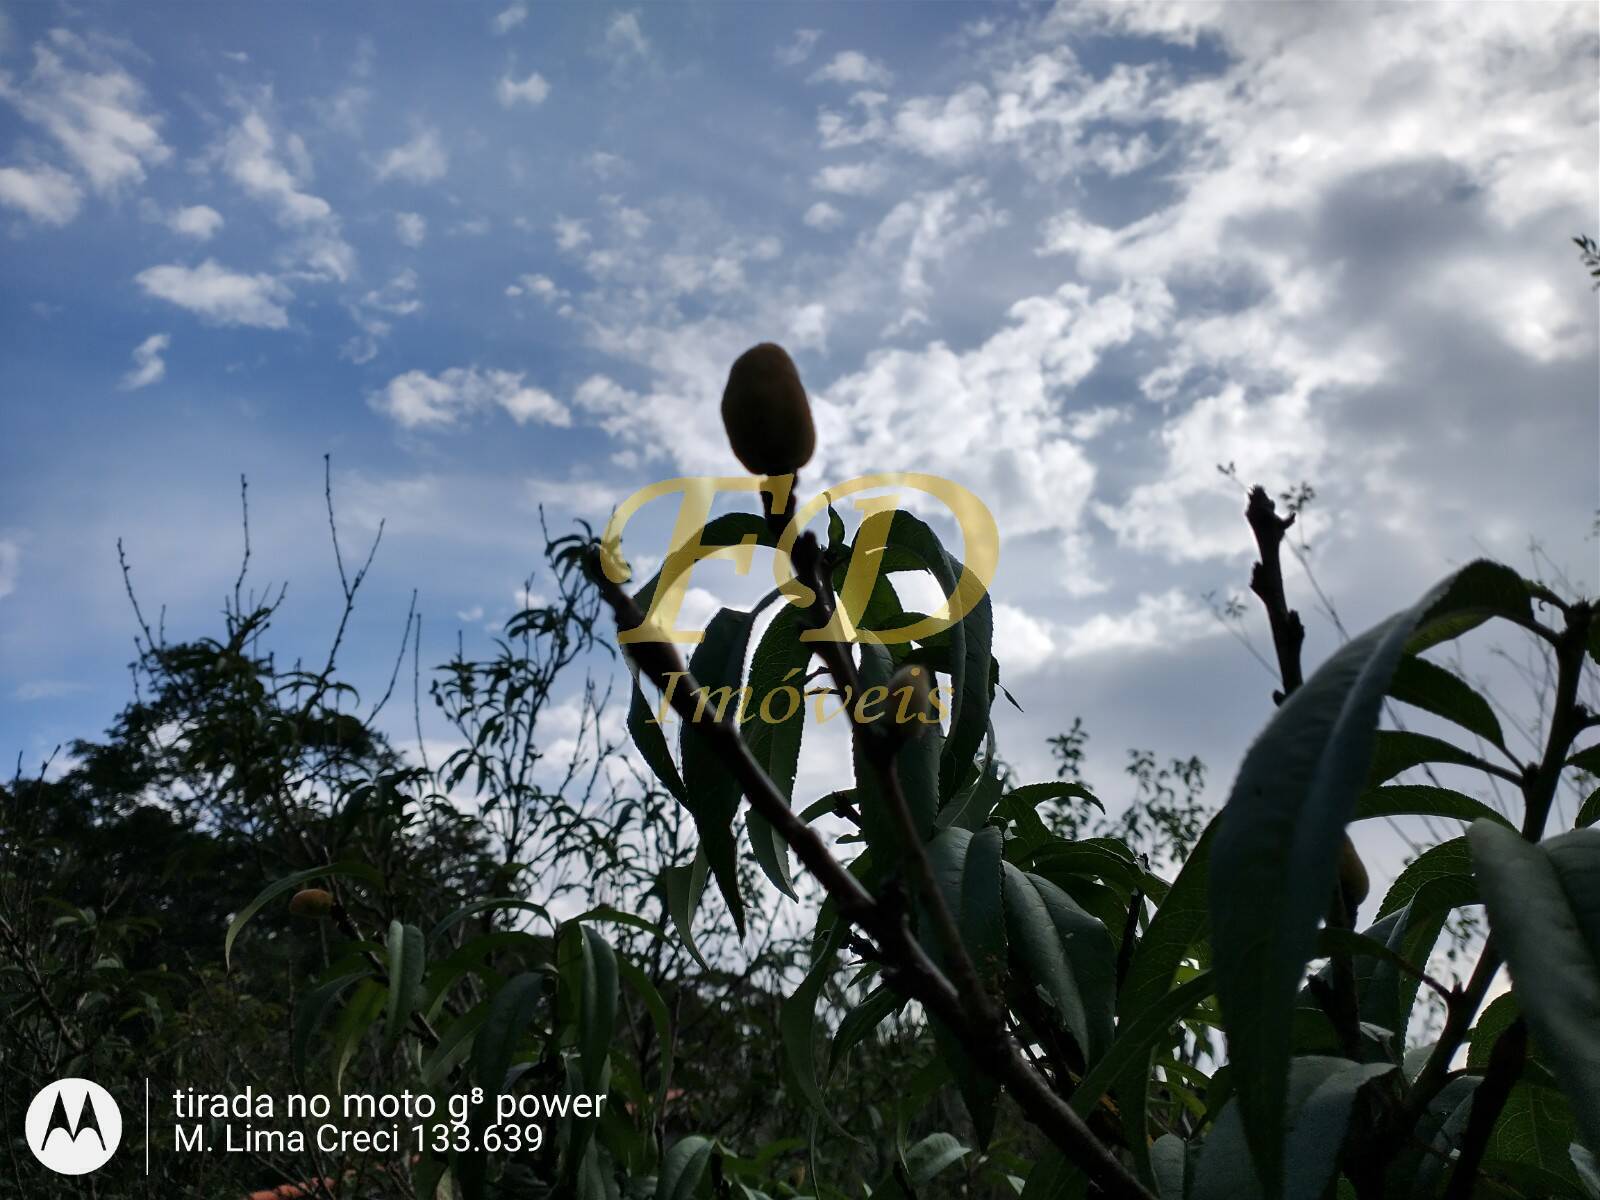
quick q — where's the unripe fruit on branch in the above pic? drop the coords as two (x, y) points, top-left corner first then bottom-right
(720, 343), (815, 476)
(288, 888), (335, 919)
(1337, 836), (1369, 911)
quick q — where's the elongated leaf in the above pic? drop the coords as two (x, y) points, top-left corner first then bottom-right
(902, 1131), (969, 1186)
(872, 510), (990, 800)
(1376, 836), (1477, 919)
(422, 1001), (487, 1090)
(740, 604), (811, 899)
(1209, 563), (1501, 1197)
(828, 985), (905, 1077)
(1469, 822), (1600, 1150)
(471, 972), (542, 1095)
(1354, 784), (1515, 830)
(1579, 786), (1600, 830)
(616, 954), (674, 1112)
(331, 978), (385, 1092)
(1002, 861), (1116, 1064)
(293, 970), (370, 1081)
(224, 861), (381, 968)
(1402, 559), (1535, 654)
(662, 852), (710, 970)
(1071, 969), (1214, 1119)
(1481, 1084), (1586, 1197)
(780, 921), (849, 1136)
(429, 896), (550, 943)
(1192, 1057), (1394, 1200)
(655, 1135), (715, 1200)
(384, 920), (426, 1046)
(575, 925), (619, 1096)
(628, 670), (686, 801)
(1121, 820), (1217, 1021)
(680, 607), (761, 935)
(1366, 730), (1488, 786)
(1388, 654), (1505, 750)
(924, 827), (1005, 1144)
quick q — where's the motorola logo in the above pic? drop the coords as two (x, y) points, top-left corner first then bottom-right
(25, 1078), (122, 1175)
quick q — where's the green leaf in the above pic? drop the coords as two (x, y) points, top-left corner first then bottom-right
(1151, 1134), (1188, 1200)
(471, 972), (542, 1095)
(1469, 993), (1522, 1069)
(1366, 729), (1489, 786)
(628, 670), (686, 802)
(1354, 785), (1515, 830)
(780, 921), (849, 1136)
(1121, 820), (1217, 1022)
(1191, 1057), (1395, 1200)
(1020, 1151), (1088, 1200)
(1579, 787), (1600, 830)
(574, 925), (619, 1096)
(1376, 836), (1477, 919)
(1001, 860), (1116, 1064)
(223, 861), (381, 969)
(655, 1135), (715, 1200)
(422, 1001), (487, 1090)
(292, 970), (370, 1082)
(1402, 559), (1536, 654)
(1468, 822), (1600, 1150)
(828, 985), (905, 1077)
(429, 897), (550, 944)
(924, 827), (1006, 1144)
(872, 509), (991, 800)
(1071, 970), (1214, 1119)
(1208, 563), (1493, 1198)
(384, 920), (426, 1047)
(331, 978), (385, 1092)
(616, 954), (672, 1110)
(740, 604), (811, 900)
(680, 606), (762, 936)
(1387, 654), (1505, 750)
(1481, 1084), (1587, 1197)
(661, 852), (711, 971)
(902, 1132), (969, 1186)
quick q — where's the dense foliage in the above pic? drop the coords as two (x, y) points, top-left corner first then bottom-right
(4, 350), (1598, 1200)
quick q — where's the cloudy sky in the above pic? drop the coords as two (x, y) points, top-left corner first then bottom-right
(2, 2), (1597, 894)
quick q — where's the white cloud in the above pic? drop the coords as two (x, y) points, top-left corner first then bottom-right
(394, 211), (427, 246)
(585, 151), (627, 179)
(0, 163), (81, 224)
(508, 273), (567, 302)
(775, 28), (822, 67)
(492, 4), (528, 35)
(813, 161), (889, 195)
(219, 111), (332, 224)
(0, 539), (18, 599)
(14, 680), (92, 701)
(869, 176), (1007, 301)
(0, 30), (170, 192)
(168, 204), (223, 240)
(119, 332), (170, 390)
(1096, 384), (1326, 562)
(497, 70), (550, 107)
(553, 215), (590, 250)
(604, 11), (650, 60)
(1065, 405), (1128, 440)
(894, 85), (993, 162)
(803, 200), (843, 230)
(809, 50), (893, 87)
(375, 127), (448, 183)
(371, 367), (572, 429)
(135, 259), (291, 329)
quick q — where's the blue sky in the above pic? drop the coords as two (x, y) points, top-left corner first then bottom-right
(2, 2), (1597, 898)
